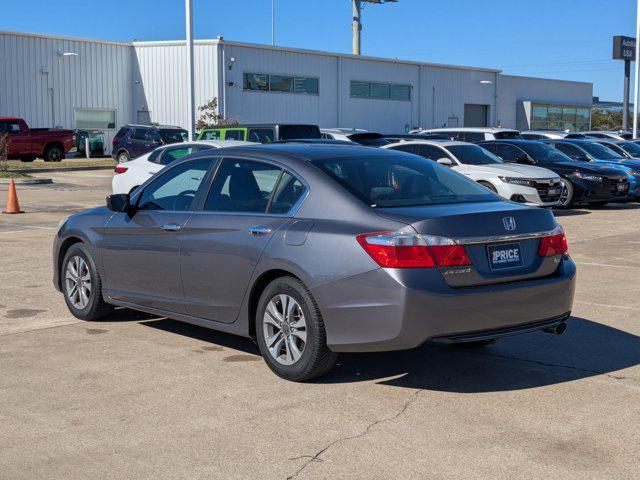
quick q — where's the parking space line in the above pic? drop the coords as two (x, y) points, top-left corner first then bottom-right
(0, 226), (55, 234)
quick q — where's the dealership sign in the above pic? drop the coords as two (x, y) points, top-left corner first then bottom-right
(613, 36), (636, 61)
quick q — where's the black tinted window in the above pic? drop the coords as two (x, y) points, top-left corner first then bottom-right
(269, 172), (305, 214)
(278, 125), (321, 140)
(248, 128), (275, 143)
(417, 145), (448, 160)
(494, 131), (523, 139)
(138, 159), (211, 211)
(388, 144), (417, 154)
(518, 142), (574, 164)
(311, 154), (498, 207)
(114, 127), (129, 139)
(494, 144), (522, 162)
(132, 128), (147, 140)
(224, 129), (245, 141)
(555, 143), (586, 161)
(205, 159), (281, 213)
(159, 129), (187, 143)
(447, 145), (503, 165)
(462, 132), (485, 142)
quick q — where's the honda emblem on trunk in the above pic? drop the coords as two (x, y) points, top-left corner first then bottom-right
(503, 217), (517, 231)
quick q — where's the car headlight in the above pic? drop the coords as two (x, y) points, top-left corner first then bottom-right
(498, 176), (535, 186)
(569, 172), (603, 182)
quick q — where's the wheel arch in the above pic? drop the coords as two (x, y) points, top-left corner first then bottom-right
(247, 268), (302, 341)
(44, 141), (64, 154)
(57, 236), (85, 290)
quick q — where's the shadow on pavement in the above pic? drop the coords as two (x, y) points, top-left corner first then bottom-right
(317, 317), (640, 392)
(552, 209), (590, 217)
(140, 318), (259, 355)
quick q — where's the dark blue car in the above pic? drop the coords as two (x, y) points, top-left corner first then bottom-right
(112, 124), (188, 163)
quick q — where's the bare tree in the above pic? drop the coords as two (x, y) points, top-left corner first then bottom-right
(195, 97), (237, 131)
(0, 133), (9, 174)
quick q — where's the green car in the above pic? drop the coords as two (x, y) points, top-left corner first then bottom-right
(196, 124), (321, 143)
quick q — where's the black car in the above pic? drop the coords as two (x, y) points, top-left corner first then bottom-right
(112, 124), (188, 162)
(478, 140), (630, 207)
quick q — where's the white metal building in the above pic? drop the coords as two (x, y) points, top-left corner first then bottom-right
(1, 30), (593, 154)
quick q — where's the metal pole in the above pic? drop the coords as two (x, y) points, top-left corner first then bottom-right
(352, 0), (361, 55)
(272, 0), (275, 45)
(623, 60), (631, 130)
(634, 0), (640, 138)
(185, 0), (196, 141)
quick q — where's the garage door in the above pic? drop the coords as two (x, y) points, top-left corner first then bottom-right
(464, 104), (489, 127)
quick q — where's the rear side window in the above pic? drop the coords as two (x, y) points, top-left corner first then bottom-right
(521, 133), (544, 140)
(159, 129), (188, 143)
(494, 144), (523, 162)
(224, 129), (245, 141)
(388, 144), (417, 154)
(278, 125), (321, 140)
(132, 128), (147, 140)
(312, 154), (497, 207)
(461, 132), (485, 142)
(494, 131), (523, 140)
(269, 172), (305, 214)
(417, 145), (449, 160)
(248, 128), (275, 143)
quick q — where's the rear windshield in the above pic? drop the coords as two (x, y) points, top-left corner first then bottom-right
(348, 133), (391, 147)
(518, 142), (574, 163)
(159, 129), (188, 143)
(577, 142), (621, 160)
(494, 131), (523, 139)
(311, 154), (498, 208)
(279, 125), (321, 140)
(445, 145), (503, 165)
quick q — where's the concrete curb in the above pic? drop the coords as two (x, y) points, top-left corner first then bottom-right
(0, 177), (54, 185)
(10, 165), (115, 174)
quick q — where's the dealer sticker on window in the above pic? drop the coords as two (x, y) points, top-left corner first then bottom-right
(487, 243), (524, 270)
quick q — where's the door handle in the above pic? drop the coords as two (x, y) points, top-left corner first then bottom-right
(248, 226), (272, 235)
(161, 223), (181, 231)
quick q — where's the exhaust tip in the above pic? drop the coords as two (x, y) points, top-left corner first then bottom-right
(543, 322), (567, 335)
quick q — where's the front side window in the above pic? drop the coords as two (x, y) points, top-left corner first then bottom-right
(8, 122), (21, 133)
(446, 145), (503, 165)
(147, 130), (162, 143)
(619, 141), (640, 156)
(417, 145), (450, 161)
(205, 159), (282, 213)
(312, 154), (497, 208)
(579, 142), (621, 160)
(517, 142), (574, 164)
(462, 132), (486, 142)
(493, 144), (522, 162)
(138, 159), (211, 211)
(554, 143), (587, 161)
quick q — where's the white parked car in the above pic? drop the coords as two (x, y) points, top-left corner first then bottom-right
(320, 128), (364, 142)
(382, 140), (563, 207)
(417, 127), (522, 142)
(320, 128), (390, 146)
(112, 140), (254, 194)
(520, 131), (587, 140)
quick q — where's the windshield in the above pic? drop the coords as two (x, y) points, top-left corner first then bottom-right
(445, 145), (503, 165)
(311, 154), (498, 208)
(619, 141), (640, 157)
(279, 125), (321, 140)
(518, 142), (575, 164)
(160, 129), (188, 143)
(578, 142), (622, 160)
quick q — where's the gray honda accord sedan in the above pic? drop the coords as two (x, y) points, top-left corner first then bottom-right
(53, 144), (576, 381)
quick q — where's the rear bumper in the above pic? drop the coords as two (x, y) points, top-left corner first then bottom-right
(316, 257), (576, 352)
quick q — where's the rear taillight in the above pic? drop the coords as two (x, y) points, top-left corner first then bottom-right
(356, 232), (470, 268)
(114, 165), (128, 174)
(538, 226), (568, 257)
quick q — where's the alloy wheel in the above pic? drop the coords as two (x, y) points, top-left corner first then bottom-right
(559, 179), (573, 207)
(65, 255), (92, 310)
(262, 294), (307, 366)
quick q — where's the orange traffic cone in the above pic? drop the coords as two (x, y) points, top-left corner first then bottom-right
(3, 179), (24, 214)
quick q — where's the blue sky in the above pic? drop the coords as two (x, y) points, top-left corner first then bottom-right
(1, 0), (638, 101)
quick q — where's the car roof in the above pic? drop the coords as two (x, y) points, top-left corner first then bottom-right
(199, 123), (318, 130)
(124, 124), (185, 130)
(384, 139), (469, 148)
(425, 127), (520, 133)
(321, 128), (367, 134)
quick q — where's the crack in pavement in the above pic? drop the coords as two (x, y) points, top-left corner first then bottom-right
(285, 369), (468, 480)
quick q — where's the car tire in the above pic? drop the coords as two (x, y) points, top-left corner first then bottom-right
(61, 243), (114, 321)
(558, 179), (574, 208)
(117, 151), (130, 163)
(255, 276), (338, 381)
(478, 181), (498, 194)
(44, 145), (63, 162)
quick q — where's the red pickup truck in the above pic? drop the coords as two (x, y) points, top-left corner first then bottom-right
(0, 117), (76, 162)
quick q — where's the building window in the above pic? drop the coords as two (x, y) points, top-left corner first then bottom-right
(74, 109), (116, 130)
(243, 73), (319, 95)
(350, 81), (411, 101)
(530, 104), (590, 132)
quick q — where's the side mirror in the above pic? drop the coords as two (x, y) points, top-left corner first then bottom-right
(106, 193), (132, 212)
(436, 157), (454, 167)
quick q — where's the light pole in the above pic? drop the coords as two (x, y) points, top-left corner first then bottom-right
(272, 0), (275, 46)
(185, 0), (196, 140)
(634, 0), (640, 138)
(351, 0), (398, 55)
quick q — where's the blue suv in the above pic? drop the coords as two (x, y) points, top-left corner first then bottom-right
(112, 124), (188, 162)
